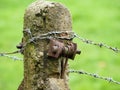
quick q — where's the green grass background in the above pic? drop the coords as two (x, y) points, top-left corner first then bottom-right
(0, 0), (120, 90)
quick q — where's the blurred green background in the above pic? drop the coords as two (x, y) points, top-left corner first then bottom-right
(0, 0), (120, 90)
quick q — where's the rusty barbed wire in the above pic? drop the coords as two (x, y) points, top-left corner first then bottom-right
(69, 70), (120, 85)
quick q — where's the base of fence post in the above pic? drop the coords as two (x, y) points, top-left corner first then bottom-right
(45, 78), (68, 90)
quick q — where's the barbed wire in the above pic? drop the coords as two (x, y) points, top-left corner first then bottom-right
(0, 51), (23, 61)
(0, 31), (75, 61)
(69, 70), (120, 85)
(24, 30), (120, 53)
(0, 30), (120, 60)
(0, 30), (120, 61)
(74, 33), (120, 53)
(0, 30), (120, 86)
(28, 30), (75, 41)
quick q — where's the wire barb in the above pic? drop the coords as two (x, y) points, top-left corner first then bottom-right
(69, 70), (120, 85)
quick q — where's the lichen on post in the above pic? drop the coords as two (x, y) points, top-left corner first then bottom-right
(18, 0), (72, 90)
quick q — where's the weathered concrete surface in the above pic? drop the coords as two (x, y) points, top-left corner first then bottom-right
(18, 0), (72, 90)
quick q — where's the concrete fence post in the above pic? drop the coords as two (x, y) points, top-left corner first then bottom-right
(18, 0), (72, 90)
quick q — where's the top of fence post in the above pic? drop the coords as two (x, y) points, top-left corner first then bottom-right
(18, 0), (72, 90)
